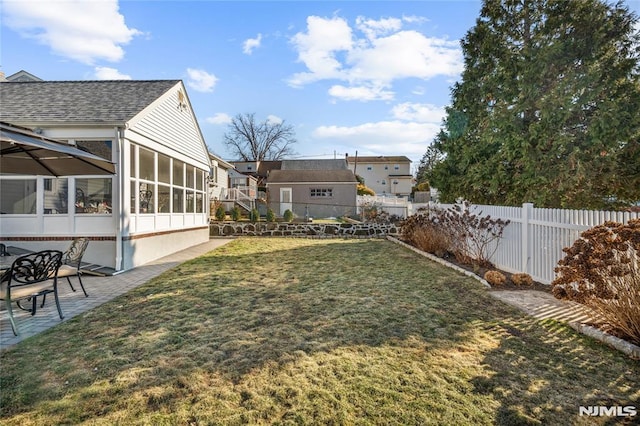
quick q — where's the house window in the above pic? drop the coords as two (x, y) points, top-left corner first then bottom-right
(186, 164), (195, 189)
(130, 144), (207, 216)
(130, 144), (136, 178)
(366, 165), (372, 171)
(310, 188), (333, 197)
(186, 190), (195, 213)
(381, 180), (386, 185)
(158, 153), (171, 184)
(173, 160), (184, 187)
(139, 147), (155, 181)
(394, 165), (399, 170)
(138, 182), (155, 214)
(158, 184), (171, 213)
(0, 179), (37, 214)
(76, 178), (112, 214)
(211, 166), (218, 185)
(247, 166), (252, 171)
(173, 188), (184, 213)
(43, 178), (68, 214)
(384, 165), (389, 170)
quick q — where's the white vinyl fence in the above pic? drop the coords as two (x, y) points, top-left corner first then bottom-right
(430, 202), (640, 285)
(358, 195), (410, 218)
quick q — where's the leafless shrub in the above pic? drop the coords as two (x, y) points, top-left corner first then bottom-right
(586, 261), (640, 346)
(411, 225), (451, 257)
(401, 202), (510, 268)
(437, 201), (510, 267)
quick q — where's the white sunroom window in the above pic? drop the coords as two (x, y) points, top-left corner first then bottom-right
(43, 178), (68, 214)
(130, 144), (207, 215)
(0, 178), (37, 214)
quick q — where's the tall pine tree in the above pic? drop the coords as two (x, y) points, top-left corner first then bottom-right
(429, 0), (640, 209)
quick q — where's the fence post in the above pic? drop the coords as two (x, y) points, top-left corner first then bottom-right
(522, 203), (533, 275)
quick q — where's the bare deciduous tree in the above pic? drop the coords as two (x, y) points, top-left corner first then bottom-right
(223, 113), (297, 161)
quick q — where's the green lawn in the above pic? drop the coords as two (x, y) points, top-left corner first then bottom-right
(0, 238), (638, 425)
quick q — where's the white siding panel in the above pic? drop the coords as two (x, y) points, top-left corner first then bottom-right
(129, 87), (209, 168)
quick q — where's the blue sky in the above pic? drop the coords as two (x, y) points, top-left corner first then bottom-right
(2, 0), (639, 169)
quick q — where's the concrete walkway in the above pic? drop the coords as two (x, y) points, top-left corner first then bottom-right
(0, 238), (234, 351)
(490, 289), (600, 324)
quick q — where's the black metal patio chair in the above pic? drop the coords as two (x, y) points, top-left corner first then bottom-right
(56, 237), (90, 297)
(0, 250), (64, 336)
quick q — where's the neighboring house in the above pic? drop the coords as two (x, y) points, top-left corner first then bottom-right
(225, 168), (259, 212)
(2, 70), (43, 82)
(346, 155), (413, 197)
(0, 79), (211, 272)
(208, 152), (234, 202)
(266, 159), (358, 219)
(232, 160), (282, 188)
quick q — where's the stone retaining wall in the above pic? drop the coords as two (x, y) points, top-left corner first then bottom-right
(209, 221), (400, 238)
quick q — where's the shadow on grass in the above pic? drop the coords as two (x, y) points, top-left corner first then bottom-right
(469, 318), (640, 425)
(1, 238), (638, 424)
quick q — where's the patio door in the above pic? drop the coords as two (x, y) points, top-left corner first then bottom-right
(280, 187), (292, 215)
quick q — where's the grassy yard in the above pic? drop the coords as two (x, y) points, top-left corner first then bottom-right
(0, 238), (638, 425)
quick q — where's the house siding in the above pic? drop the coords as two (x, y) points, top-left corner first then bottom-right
(128, 84), (210, 170)
(267, 182), (358, 219)
(0, 80), (211, 272)
(347, 156), (412, 196)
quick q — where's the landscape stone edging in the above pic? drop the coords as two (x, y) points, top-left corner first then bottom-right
(386, 235), (640, 360)
(568, 323), (640, 360)
(210, 221), (400, 238)
(386, 236), (491, 288)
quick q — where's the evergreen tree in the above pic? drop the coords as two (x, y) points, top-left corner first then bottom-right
(430, 0), (640, 209)
(415, 141), (445, 185)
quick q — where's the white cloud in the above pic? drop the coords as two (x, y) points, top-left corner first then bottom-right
(3, 0), (140, 65)
(94, 66), (131, 80)
(288, 14), (462, 102)
(313, 120), (440, 159)
(186, 68), (218, 93)
(391, 103), (445, 123)
(328, 84), (394, 101)
(355, 16), (402, 40)
(288, 15), (353, 87)
(206, 113), (232, 125)
(243, 33), (262, 54)
(267, 115), (283, 125)
(347, 31), (462, 82)
(402, 15), (428, 25)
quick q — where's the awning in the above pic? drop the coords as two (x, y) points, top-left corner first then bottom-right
(0, 123), (116, 176)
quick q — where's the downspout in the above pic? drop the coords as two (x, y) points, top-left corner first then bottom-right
(114, 126), (124, 271)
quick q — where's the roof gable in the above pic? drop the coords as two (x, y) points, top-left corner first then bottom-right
(128, 82), (210, 166)
(5, 70), (43, 82)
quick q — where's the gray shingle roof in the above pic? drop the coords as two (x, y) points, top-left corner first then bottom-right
(267, 169), (358, 184)
(0, 80), (180, 124)
(346, 155), (411, 163)
(281, 159), (348, 170)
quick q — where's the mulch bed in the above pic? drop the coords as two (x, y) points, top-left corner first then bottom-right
(411, 247), (552, 292)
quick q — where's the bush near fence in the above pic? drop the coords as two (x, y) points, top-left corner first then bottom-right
(426, 202), (640, 284)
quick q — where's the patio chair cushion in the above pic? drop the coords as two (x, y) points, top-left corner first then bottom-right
(0, 280), (55, 300)
(56, 264), (79, 277)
